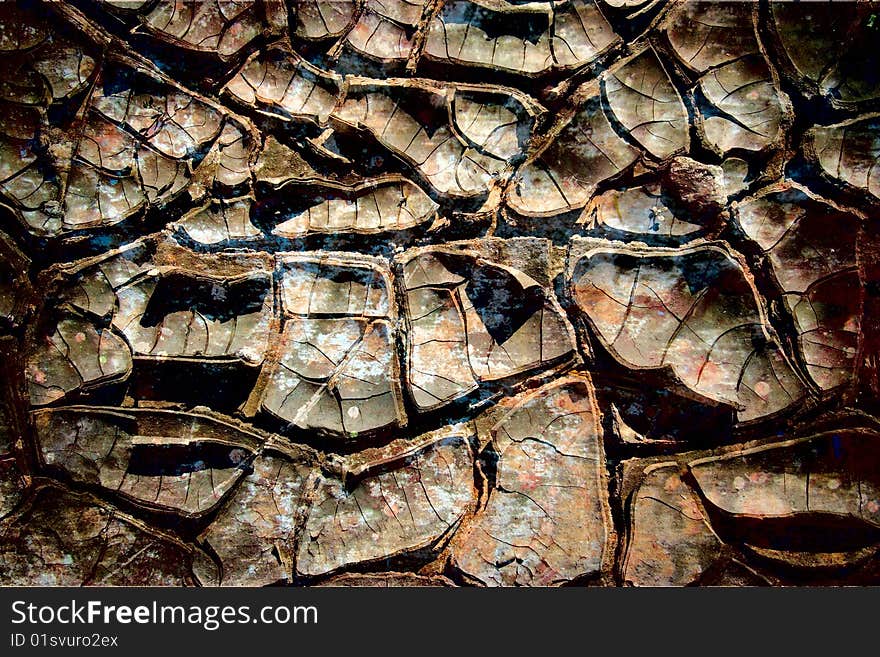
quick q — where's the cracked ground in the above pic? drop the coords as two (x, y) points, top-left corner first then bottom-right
(1, 0), (879, 586)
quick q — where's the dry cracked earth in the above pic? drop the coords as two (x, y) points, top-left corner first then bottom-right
(0, 0), (879, 587)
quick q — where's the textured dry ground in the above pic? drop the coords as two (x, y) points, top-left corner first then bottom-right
(0, 0), (879, 586)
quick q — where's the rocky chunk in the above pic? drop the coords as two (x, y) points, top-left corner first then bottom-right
(253, 253), (405, 438)
(620, 428), (880, 585)
(0, 8), (95, 104)
(451, 375), (613, 586)
(33, 407), (260, 517)
(662, 157), (729, 218)
(582, 157), (727, 239)
(568, 240), (806, 422)
(0, 485), (194, 585)
(296, 426), (475, 577)
(397, 244), (576, 412)
(736, 183), (864, 390)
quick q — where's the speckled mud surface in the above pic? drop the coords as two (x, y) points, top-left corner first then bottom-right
(1, 0), (879, 586)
